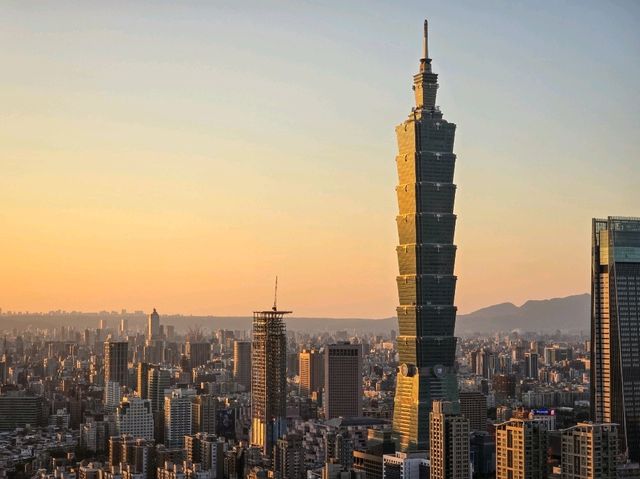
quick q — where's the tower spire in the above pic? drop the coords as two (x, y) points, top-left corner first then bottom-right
(423, 19), (429, 60)
(420, 18), (431, 72)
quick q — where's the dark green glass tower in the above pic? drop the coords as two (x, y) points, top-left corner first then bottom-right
(392, 20), (459, 452)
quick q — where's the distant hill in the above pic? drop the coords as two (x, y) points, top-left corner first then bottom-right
(456, 293), (590, 334)
(0, 294), (590, 334)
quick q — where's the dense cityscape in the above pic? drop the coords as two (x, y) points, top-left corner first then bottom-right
(1, 12), (639, 479)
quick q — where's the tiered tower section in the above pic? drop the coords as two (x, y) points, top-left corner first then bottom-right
(392, 20), (459, 452)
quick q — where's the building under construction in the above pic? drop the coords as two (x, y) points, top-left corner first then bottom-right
(250, 308), (291, 457)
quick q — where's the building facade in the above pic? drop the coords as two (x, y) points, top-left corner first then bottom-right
(233, 340), (252, 391)
(591, 217), (640, 461)
(429, 401), (470, 479)
(561, 422), (618, 479)
(299, 348), (324, 398)
(392, 19), (460, 452)
(324, 343), (362, 419)
(115, 396), (154, 441)
(496, 418), (550, 479)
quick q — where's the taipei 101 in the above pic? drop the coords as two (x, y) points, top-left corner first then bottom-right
(1, 2), (639, 478)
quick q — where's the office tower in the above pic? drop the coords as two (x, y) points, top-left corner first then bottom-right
(186, 340), (210, 369)
(137, 362), (152, 399)
(104, 338), (128, 387)
(274, 434), (304, 479)
(99, 318), (108, 331)
(382, 452), (428, 478)
(148, 308), (160, 340)
(299, 348), (324, 398)
(561, 422), (618, 479)
(459, 391), (487, 432)
(591, 217), (640, 461)
(148, 366), (171, 412)
(185, 433), (225, 476)
(164, 388), (195, 448)
(233, 340), (252, 391)
(429, 401), (470, 479)
(324, 342), (362, 419)
(251, 308), (290, 456)
(525, 352), (539, 379)
(392, 19), (460, 452)
(495, 418), (550, 479)
(115, 396), (154, 440)
(119, 318), (128, 336)
(192, 394), (218, 434)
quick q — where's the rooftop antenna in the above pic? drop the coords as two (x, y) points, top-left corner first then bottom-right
(272, 276), (278, 311)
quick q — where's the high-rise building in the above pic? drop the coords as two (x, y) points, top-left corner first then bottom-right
(185, 432), (225, 477)
(392, 19), (460, 452)
(429, 401), (470, 479)
(147, 308), (160, 340)
(459, 391), (487, 432)
(560, 422), (618, 479)
(233, 340), (252, 391)
(164, 388), (195, 448)
(299, 348), (324, 398)
(119, 318), (128, 336)
(251, 308), (290, 456)
(148, 366), (171, 413)
(192, 394), (218, 434)
(591, 217), (640, 461)
(104, 338), (128, 388)
(324, 343), (362, 419)
(186, 340), (210, 369)
(137, 362), (152, 400)
(525, 352), (539, 379)
(115, 396), (154, 440)
(496, 418), (550, 479)
(274, 434), (304, 479)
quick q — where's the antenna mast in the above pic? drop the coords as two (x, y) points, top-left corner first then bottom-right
(272, 276), (278, 311)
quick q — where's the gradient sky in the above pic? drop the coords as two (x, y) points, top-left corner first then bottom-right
(1, 1), (639, 318)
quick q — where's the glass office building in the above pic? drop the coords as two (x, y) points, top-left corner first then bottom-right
(392, 20), (459, 452)
(591, 216), (640, 461)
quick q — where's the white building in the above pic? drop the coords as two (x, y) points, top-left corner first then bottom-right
(382, 451), (428, 478)
(116, 396), (154, 441)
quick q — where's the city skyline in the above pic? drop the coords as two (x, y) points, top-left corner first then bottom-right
(2, 1), (639, 317)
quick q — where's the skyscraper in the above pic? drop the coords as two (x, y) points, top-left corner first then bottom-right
(233, 340), (252, 391)
(147, 308), (160, 340)
(324, 342), (362, 419)
(561, 422), (618, 479)
(392, 19), (460, 452)
(591, 217), (640, 461)
(104, 338), (128, 388)
(429, 401), (470, 479)
(299, 348), (324, 398)
(251, 308), (290, 456)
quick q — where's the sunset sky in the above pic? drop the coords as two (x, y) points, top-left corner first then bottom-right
(2, 1), (639, 318)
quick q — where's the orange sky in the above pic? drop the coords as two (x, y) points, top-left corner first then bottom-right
(1, 2), (638, 317)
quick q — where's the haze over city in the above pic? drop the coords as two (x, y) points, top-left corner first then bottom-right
(2, 1), (639, 317)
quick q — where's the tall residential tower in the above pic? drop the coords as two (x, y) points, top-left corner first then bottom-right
(591, 217), (640, 461)
(392, 19), (460, 451)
